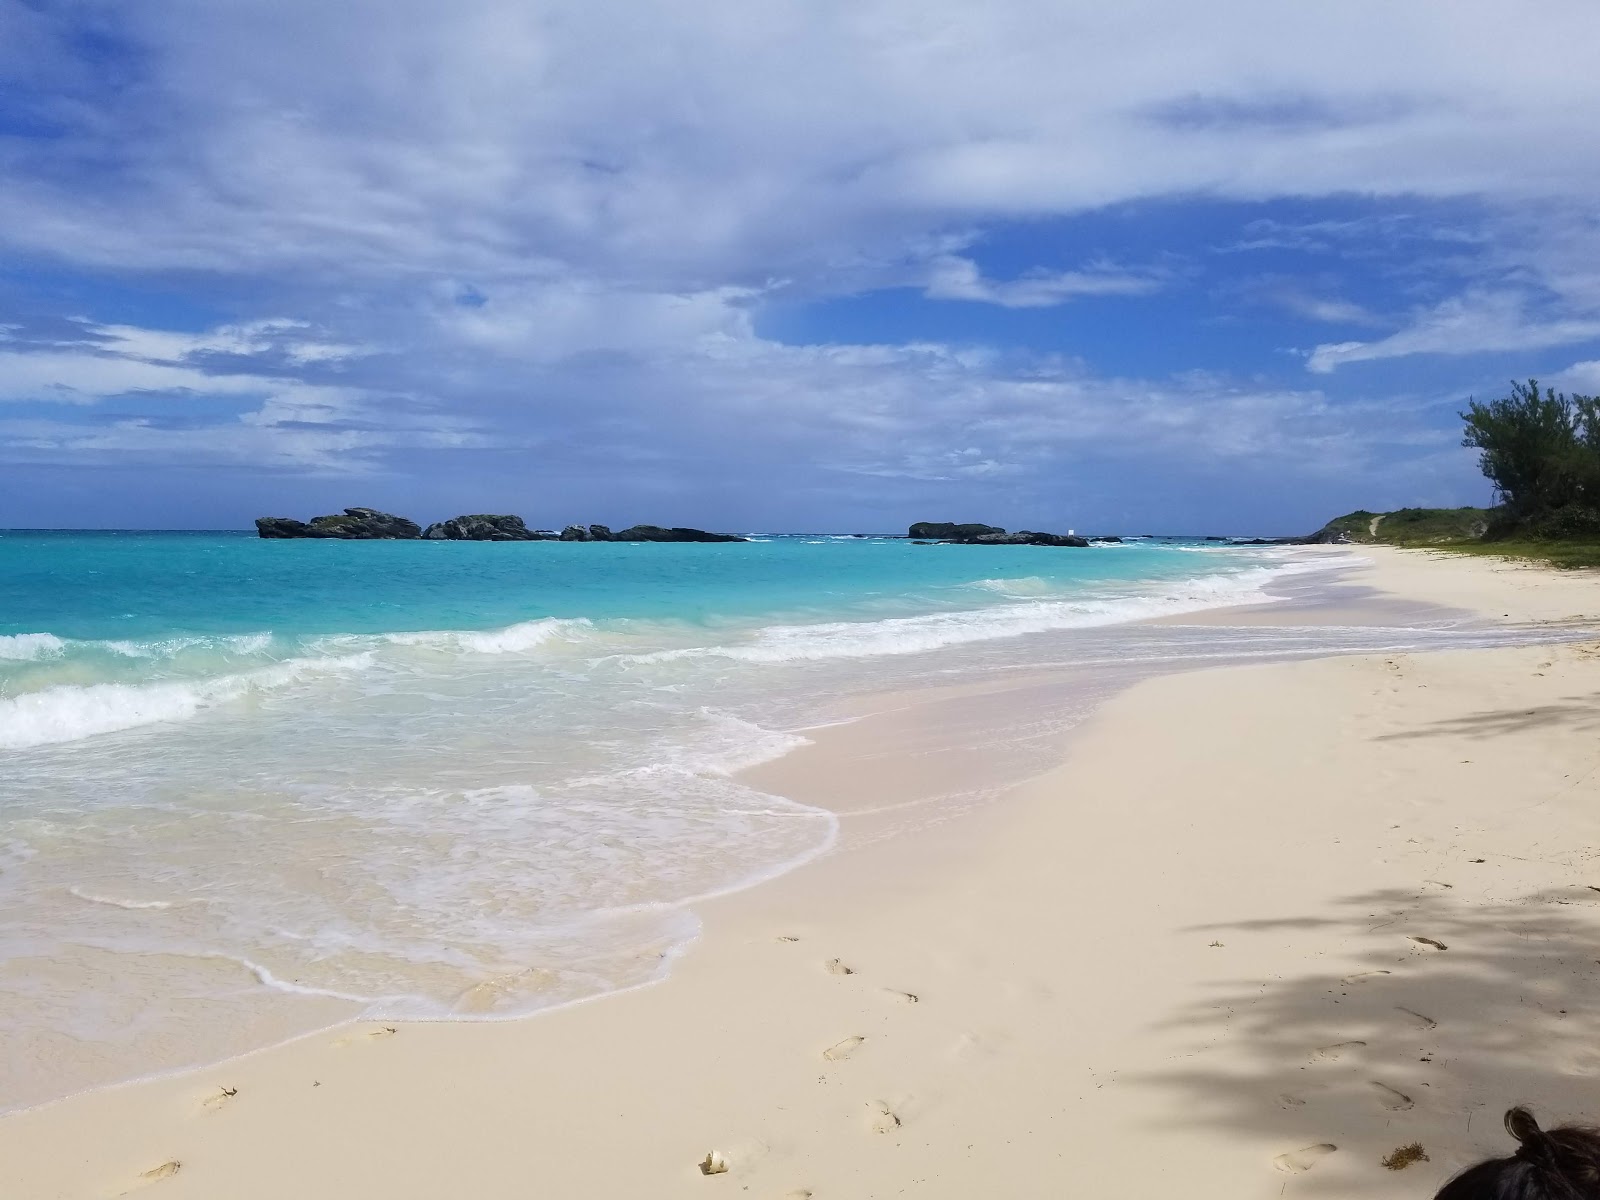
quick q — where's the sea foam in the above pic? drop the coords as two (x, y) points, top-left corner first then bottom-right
(0, 653), (373, 749)
(638, 565), (1301, 664)
(0, 632), (67, 661)
(379, 617), (592, 655)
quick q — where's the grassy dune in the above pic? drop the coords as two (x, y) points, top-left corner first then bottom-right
(1314, 506), (1600, 568)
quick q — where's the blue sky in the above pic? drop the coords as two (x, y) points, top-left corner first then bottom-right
(3, 2), (1600, 532)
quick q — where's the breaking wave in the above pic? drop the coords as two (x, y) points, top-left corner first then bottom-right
(0, 653), (374, 749)
(638, 565), (1301, 664)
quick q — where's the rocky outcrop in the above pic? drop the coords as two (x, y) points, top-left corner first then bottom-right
(255, 517), (316, 538)
(611, 525), (748, 543)
(422, 514), (546, 541)
(908, 522), (1089, 548)
(908, 521), (1004, 540)
(558, 524), (616, 541)
(256, 511), (743, 542)
(256, 508), (422, 539)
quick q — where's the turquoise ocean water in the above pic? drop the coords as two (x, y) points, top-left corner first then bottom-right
(0, 531), (1556, 1109)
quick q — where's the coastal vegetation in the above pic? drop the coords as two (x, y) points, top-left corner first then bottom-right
(1312, 380), (1600, 568)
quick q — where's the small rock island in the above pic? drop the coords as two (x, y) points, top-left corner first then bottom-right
(254, 508), (748, 542)
(908, 522), (1098, 547)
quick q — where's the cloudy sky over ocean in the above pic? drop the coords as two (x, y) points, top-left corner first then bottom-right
(2, 1), (1599, 531)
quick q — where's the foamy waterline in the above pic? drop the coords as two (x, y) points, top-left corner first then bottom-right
(0, 652), (374, 749)
(0, 559), (1323, 750)
(633, 560), (1326, 665)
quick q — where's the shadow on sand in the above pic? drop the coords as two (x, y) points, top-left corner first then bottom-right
(1373, 695), (1600, 741)
(1145, 886), (1600, 1192)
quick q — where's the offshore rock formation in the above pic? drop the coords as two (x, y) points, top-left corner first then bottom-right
(256, 508), (422, 539)
(908, 521), (1004, 540)
(559, 524), (616, 541)
(907, 522), (1090, 548)
(257, 511), (744, 542)
(423, 514), (546, 541)
(610, 525), (747, 543)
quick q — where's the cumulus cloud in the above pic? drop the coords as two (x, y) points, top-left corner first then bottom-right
(5, 1), (1600, 287)
(0, 318), (478, 472)
(2, 0), (1597, 522)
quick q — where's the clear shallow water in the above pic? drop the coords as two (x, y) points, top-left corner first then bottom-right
(0, 531), (1572, 1109)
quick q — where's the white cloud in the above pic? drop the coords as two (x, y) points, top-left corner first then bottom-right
(1308, 291), (1600, 372)
(2, 0), (1590, 522)
(1554, 360), (1600, 393)
(5, 1), (1600, 292)
(0, 317), (472, 471)
(924, 256), (1161, 307)
(439, 282), (760, 359)
(1278, 295), (1377, 325)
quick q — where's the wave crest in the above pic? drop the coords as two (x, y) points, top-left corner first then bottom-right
(0, 653), (373, 750)
(0, 633), (67, 661)
(638, 566), (1301, 664)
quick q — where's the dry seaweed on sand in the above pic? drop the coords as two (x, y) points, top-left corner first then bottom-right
(1381, 1143), (1429, 1171)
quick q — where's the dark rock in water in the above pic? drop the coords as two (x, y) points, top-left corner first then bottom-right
(908, 521), (1004, 540)
(910, 540), (936, 545)
(257, 508), (421, 539)
(906, 521), (1091, 548)
(611, 525), (747, 543)
(256, 517), (316, 538)
(1230, 536), (1305, 546)
(1014, 530), (1091, 547)
(311, 508), (423, 539)
(423, 514), (543, 541)
(1089, 535), (1123, 544)
(559, 523), (616, 541)
(1204, 536), (1227, 542)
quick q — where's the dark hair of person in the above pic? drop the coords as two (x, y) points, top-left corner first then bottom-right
(1435, 1108), (1600, 1199)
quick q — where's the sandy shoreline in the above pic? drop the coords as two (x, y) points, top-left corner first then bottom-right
(5, 545), (1600, 1199)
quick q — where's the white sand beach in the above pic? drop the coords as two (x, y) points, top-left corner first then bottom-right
(5, 546), (1600, 1199)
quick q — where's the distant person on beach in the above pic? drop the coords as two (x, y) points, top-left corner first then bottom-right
(1436, 1108), (1600, 1199)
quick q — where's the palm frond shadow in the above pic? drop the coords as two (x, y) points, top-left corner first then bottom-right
(1147, 887), (1600, 1193)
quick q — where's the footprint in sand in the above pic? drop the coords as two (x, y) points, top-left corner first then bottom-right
(823, 1036), (865, 1061)
(1409, 936), (1448, 951)
(332, 1025), (396, 1047)
(1370, 1082), (1415, 1111)
(824, 958), (855, 976)
(1396, 1006), (1438, 1031)
(881, 989), (919, 1005)
(1274, 1144), (1337, 1174)
(200, 1086), (238, 1111)
(1277, 1093), (1307, 1109)
(1341, 969), (1392, 984)
(776, 935), (801, 943)
(866, 1100), (902, 1133)
(121, 1161), (180, 1193)
(1313, 1041), (1367, 1062)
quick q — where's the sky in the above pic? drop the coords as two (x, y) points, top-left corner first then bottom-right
(3, 2), (1600, 533)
